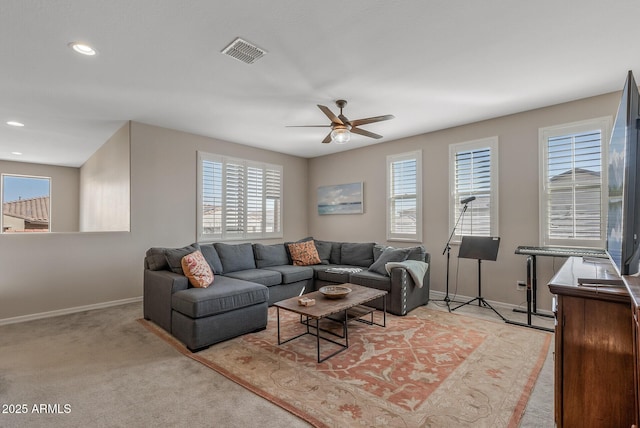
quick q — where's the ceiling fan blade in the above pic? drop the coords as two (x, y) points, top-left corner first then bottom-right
(351, 127), (383, 139)
(322, 132), (332, 144)
(285, 125), (331, 128)
(349, 114), (395, 127)
(317, 105), (344, 125)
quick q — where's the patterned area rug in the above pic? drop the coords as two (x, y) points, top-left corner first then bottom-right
(140, 306), (551, 427)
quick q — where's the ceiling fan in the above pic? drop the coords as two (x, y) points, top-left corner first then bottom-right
(287, 100), (395, 144)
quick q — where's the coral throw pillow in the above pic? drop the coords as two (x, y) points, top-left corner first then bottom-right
(288, 240), (322, 266)
(181, 250), (214, 288)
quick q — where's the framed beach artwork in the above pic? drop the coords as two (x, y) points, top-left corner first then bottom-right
(317, 182), (363, 215)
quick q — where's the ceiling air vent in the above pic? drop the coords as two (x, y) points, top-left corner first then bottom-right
(221, 37), (267, 64)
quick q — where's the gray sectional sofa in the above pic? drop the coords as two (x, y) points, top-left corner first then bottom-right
(143, 239), (430, 351)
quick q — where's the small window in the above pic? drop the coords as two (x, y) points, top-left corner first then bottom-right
(539, 117), (610, 247)
(449, 137), (499, 240)
(1, 174), (51, 233)
(197, 152), (282, 241)
(387, 150), (422, 242)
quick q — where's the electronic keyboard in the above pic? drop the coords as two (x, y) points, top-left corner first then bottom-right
(515, 246), (607, 258)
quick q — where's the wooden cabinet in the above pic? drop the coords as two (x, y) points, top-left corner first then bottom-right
(549, 257), (635, 427)
(635, 305), (640, 425)
(623, 275), (640, 425)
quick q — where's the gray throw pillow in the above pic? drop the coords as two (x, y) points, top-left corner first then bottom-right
(341, 242), (375, 267)
(406, 245), (427, 261)
(214, 242), (256, 273)
(375, 244), (426, 262)
(253, 243), (289, 268)
(164, 243), (200, 275)
(199, 244), (224, 274)
(373, 244), (388, 262)
(368, 247), (411, 276)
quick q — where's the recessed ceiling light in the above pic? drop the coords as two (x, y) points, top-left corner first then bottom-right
(69, 42), (97, 56)
(11, 152), (22, 156)
(6, 121), (24, 127)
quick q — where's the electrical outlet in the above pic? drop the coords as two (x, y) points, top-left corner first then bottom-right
(516, 280), (526, 290)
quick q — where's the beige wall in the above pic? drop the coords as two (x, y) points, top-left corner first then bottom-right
(0, 122), (308, 321)
(80, 122), (131, 232)
(129, 122), (308, 247)
(308, 91), (620, 311)
(0, 159), (80, 232)
(0, 91), (622, 322)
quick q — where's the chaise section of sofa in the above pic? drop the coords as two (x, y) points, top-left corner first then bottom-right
(143, 242), (312, 351)
(171, 276), (269, 351)
(143, 244), (269, 352)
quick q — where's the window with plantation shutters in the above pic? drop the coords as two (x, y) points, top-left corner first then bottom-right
(449, 137), (498, 240)
(387, 150), (422, 241)
(197, 152), (282, 241)
(539, 117), (610, 247)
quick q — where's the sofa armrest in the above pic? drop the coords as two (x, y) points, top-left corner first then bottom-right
(143, 269), (189, 333)
(388, 254), (431, 315)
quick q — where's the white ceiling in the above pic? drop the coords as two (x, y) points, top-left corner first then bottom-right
(2, 0), (640, 167)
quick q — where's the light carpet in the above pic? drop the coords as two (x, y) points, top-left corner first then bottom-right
(141, 306), (551, 428)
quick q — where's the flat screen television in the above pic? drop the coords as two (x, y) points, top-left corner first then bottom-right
(606, 70), (640, 276)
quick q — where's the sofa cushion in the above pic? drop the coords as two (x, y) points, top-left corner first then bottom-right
(314, 265), (362, 283)
(172, 276), (268, 318)
(314, 240), (333, 264)
(349, 270), (392, 292)
(214, 243), (256, 273)
(340, 242), (375, 267)
(145, 247), (169, 271)
(329, 242), (342, 264)
(199, 244), (224, 274)
(253, 243), (289, 268)
(165, 243), (200, 275)
(181, 250), (214, 288)
(264, 265), (313, 284)
(368, 247), (411, 276)
(287, 240), (321, 266)
(223, 269), (282, 287)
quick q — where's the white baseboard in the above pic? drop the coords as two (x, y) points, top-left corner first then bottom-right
(429, 290), (554, 317)
(2, 292), (552, 326)
(0, 296), (143, 326)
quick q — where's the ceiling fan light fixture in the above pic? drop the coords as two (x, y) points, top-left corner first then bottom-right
(288, 99), (393, 145)
(331, 127), (350, 144)
(68, 42), (97, 56)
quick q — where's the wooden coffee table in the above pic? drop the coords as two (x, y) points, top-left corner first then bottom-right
(273, 283), (387, 363)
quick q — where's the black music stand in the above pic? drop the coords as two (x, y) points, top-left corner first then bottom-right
(438, 201), (470, 311)
(451, 236), (506, 321)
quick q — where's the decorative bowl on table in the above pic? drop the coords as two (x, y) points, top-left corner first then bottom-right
(319, 285), (352, 299)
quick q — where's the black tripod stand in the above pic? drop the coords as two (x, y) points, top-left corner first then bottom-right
(439, 201), (470, 311)
(451, 236), (506, 321)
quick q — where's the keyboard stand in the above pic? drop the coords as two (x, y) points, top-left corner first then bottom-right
(512, 254), (554, 320)
(506, 256), (554, 332)
(510, 246), (607, 331)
